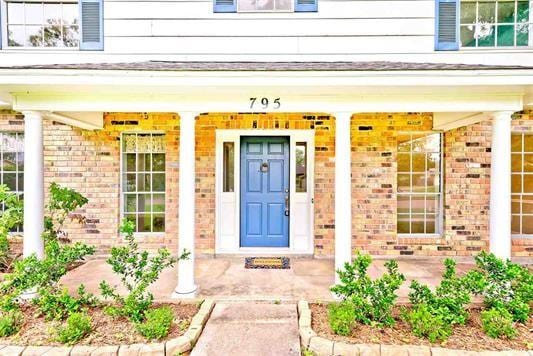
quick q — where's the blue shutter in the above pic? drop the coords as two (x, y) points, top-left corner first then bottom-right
(80, 0), (103, 50)
(214, 0), (236, 13)
(435, 0), (459, 50)
(295, 0), (317, 12)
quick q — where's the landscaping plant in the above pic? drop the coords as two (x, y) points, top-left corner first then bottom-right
(327, 300), (357, 336)
(0, 309), (23, 337)
(0, 184), (95, 312)
(465, 251), (532, 323)
(330, 251), (405, 326)
(55, 312), (92, 345)
(0, 185), (23, 271)
(34, 285), (98, 321)
(135, 306), (174, 340)
(99, 219), (189, 323)
(400, 304), (451, 343)
(480, 307), (517, 339)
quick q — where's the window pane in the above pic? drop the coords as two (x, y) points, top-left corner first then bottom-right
(25, 3), (43, 25)
(398, 174), (410, 192)
(397, 153), (410, 172)
(223, 142), (235, 193)
(411, 218), (425, 234)
(512, 174), (522, 193)
(512, 154), (522, 172)
(125, 194), (136, 212)
(524, 154), (533, 172)
(477, 25), (496, 46)
(152, 194), (165, 212)
(7, 3), (25, 24)
(461, 2), (477, 23)
(524, 134), (533, 152)
(497, 25), (515, 46)
(517, 24), (531, 46)
(7, 25), (25, 47)
(276, 0), (291, 10)
(397, 215), (410, 234)
(397, 195), (410, 215)
(425, 215), (436, 234)
(137, 194), (150, 213)
(512, 194), (521, 213)
(524, 174), (533, 193)
(425, 195), (438, 214)
(512, 134), (522, 152)
(26, 25), (43, 47)
(152, 173), (165, 191)
(44, 25), (62, 47)
(125, 174), (136, 192)
(153, 214), (165, 232)
(511, 214), (521, 234)
(63, 25), (79, 47)
(238, 0), (256, 10)
(4, 173), (16, 191)
(3, 152), (16, 171)
(522, 215), (533, 234)
(44, 4), (62, 25)
(411, 174), (425, 192)
(517, 1), (530, 22)
(412, 153), (425, 172)
(411, 196), (424, 214)
(461, 25), (477, 47)
(152, 153), (165, 171)
(479, 1), (496, 22)
(397, 135), (411, 152)
(257, 0), (274, 10)
(296, 142), (307, 193)
(498, 1), (516, 22)
(522, 195), (533, 214)
(137, 153), (151, 171)
(138, 173), (151, 192)
(62, 3), (79, 25)
(137, 214), (151, 232)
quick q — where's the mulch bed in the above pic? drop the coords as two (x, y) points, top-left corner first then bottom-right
(0, 302), (199, 346)
(311, 303), (533, 351)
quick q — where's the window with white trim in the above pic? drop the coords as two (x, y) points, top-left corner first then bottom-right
(511, 133), (533, 236)
(238, 0), (292, 12)
(0, 132), (23, 232)
(5, 0), (79, 48)
(121, 133), (166, 233)
(460, 0), (532, 47)
(397, 133), (442, 235)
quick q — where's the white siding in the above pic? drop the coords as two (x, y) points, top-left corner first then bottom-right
(0, 0), (532, 65)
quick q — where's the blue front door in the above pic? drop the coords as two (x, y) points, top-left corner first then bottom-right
(240, 136), (290, 247)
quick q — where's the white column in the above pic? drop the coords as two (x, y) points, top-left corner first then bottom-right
(172, 112), (198, 298)
(22, 111), (44, 260)
(489, 111), (513, 260)
(334, 112), (352, 284)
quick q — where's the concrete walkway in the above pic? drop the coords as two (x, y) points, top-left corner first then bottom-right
(191, 302), (300, 356)
(60, 256), (482, 302)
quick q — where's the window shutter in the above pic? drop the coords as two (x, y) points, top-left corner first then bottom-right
(435, 0), (459, 50)
(214, 0), (236, 13)
(80, 0), (104, 50)
(295, 0), (317, 12)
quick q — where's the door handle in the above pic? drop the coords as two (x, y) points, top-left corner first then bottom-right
(284, 194), (289, 216)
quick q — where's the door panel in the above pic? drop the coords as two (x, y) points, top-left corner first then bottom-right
(240, 136), (290, 247)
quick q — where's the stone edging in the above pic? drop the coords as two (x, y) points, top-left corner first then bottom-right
(0, 299), (215, 356)
(297, 300), (531, 356)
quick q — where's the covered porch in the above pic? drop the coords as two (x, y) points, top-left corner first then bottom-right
(0, 62), (531, 299)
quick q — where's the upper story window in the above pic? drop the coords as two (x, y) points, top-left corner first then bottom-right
(460, 0), (532, 47)
(238, 0), (292, 11)
(6, 1), (79, 48)
(397, 133), (442, 235)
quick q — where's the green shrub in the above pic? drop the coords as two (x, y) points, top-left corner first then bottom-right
(135, 306), (174, 340)
(56, 312), (92, 345)
(328, 301), (356, 336)
(480, 307), (517, 339)
(0, 183), (94, 310)
(99, 220), (188, 323)
(0, 185), (23, 271)
(408, 259), (471, 327)
(0, 309), (23, 337)
(465, 252), (532, 323)
(330, 252), (405, 326)
(401, 304), (451, 343)
(34, 285), (98, 321)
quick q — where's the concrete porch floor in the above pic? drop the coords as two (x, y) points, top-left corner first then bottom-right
(60, 256), (484, 302)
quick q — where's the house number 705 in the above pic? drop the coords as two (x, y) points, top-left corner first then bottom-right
(249, 97), (281, 109)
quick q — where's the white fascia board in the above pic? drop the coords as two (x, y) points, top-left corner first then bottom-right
(0, 69), (533, 87)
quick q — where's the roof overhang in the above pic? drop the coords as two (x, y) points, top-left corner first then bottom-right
(0, 65), (531, 130)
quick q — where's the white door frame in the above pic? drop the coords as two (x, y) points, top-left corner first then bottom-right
(215, 129), (315, 255)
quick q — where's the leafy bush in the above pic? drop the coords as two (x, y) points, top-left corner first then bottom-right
(99, 220), (189, 323)
(328, 301), (356, 336)
(34, 285), (98, 321)
(401, 304), (451, 343)
(330, 252), (405, 326)
(135, 306), (174, 340)
(408, 259), (472, 327)
(0, 309), (23, 337)
(480, 307), (517, 339)
(56, 312), (92, 345)
(465, 251), (532, 323)
(0, 185), (23, 271)
(0, 184), (94, 311)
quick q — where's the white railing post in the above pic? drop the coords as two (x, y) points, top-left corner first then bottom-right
(489, 111), (513, 259)
(334, 112), (352, 284)
(172, 112), (198, 298)
(22, 111), (45, 260)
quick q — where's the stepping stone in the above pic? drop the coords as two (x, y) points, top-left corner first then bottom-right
(191, 302), (300, 356)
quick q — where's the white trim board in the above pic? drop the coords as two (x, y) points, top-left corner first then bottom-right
(215, 129), (315, 255)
